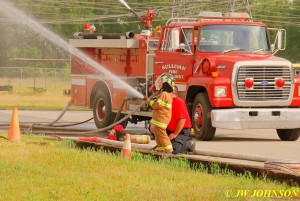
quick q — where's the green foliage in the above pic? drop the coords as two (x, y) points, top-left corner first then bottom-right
(251, 0), (300, 62)
(0, 0), (299, 67)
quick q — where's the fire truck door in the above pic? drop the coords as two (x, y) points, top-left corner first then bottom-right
(154, 27), (195, 87)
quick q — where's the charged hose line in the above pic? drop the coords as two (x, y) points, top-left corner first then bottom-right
(21, 124), (93, 132)
(22, 100), (72, 133)
(194, 149), (282, 163)
(4, 98), (300, 174)
(113, 97), (130, 123)
(264, 161), (300, 174)
(23, 92), (158, 136)
(0, 136), (10, 141)
(44, 100), (72, 126)
(50, 117), (94, 127)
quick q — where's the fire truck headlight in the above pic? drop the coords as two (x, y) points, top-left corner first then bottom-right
(214, 86), (226, 97)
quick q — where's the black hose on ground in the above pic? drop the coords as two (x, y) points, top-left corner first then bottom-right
(0, 136), (10, 141)
(24, 92), (158, 135)
(22, 100), (72, 133)
(50, 117), (94, 127)
(44, 100), (72, 126)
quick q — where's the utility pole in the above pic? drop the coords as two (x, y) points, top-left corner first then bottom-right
(229, 0), (235, 12)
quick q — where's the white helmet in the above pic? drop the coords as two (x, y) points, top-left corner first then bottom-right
(155, 73), (175, 92)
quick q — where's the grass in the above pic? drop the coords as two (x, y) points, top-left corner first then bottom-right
(0, 93), (71, 110)
(0, 77), (76, 110)
(0, 134), (299, 201)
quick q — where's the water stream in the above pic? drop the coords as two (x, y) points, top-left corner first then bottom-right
(118, 0), (132, 10)
(0, 0), (144, 99)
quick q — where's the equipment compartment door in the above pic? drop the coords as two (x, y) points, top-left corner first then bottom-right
(71, 76), (87, 106)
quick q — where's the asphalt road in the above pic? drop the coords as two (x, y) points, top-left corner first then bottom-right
(1, 110), (299, 162)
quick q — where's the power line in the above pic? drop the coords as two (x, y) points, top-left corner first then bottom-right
(1, 0), (299, 27)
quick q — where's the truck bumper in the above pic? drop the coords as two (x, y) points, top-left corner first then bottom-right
(211, 108), (300, 129)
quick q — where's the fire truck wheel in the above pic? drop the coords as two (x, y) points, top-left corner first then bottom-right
(192, 93), (216, 141)
(276, 129), (300, 141)
(93, 90), (116, 128)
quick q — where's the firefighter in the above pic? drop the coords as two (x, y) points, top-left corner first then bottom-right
(167, 86), (195, 154)
(146, 73), (175, 153)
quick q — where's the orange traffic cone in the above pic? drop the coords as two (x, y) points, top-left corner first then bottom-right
(121, 134), (131, 159)
(7, 107), (21, 141)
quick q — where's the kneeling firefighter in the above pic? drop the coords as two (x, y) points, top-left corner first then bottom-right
(145, 73), (175, 153)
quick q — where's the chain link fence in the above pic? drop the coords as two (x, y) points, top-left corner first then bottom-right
(0, 67), (70, 95)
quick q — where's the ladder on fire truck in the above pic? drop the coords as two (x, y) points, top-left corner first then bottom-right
(166, 11), (251, 25)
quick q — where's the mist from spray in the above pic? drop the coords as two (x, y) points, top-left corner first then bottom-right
(118, 0), (131, 10)
(0, 0), (144, 99)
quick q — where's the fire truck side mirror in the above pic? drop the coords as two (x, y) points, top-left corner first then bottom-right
(171, 29), (180, 50)
(271, 44), (275, 52)
(276, 29), (286, 51)
(268, 28), (286, 54)
(277, 31), (282, 49)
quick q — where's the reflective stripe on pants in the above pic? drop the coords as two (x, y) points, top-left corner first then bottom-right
(151, 125), (173, 153)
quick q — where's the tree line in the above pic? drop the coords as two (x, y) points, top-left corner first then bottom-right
(0, 0), (298, 69)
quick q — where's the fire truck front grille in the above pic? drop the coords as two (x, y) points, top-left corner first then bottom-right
(236, 66), (292, 101)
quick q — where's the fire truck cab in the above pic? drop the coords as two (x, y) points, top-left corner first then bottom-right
(70, 11), (300, 141)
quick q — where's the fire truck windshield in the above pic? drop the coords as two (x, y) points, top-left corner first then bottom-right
(199, 25), (270, 53)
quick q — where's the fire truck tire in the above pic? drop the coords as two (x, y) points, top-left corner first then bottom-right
(276, 129), (300, 141)
(192, 93), (216, 141)
(93, 90), (116, 129)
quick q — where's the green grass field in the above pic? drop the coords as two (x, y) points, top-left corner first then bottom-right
(0, 134), (299, 201)
(0, 77), (74, 110)
(0, 93), (71, 110)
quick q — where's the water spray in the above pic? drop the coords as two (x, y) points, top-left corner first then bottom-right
(0, 0), (144, 99)
(118, 0), (131, 10)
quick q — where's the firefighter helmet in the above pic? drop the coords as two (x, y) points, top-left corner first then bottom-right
(155, 73), (175, 93)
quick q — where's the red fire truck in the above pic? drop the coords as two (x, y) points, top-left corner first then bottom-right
(69, 11), (300, 141)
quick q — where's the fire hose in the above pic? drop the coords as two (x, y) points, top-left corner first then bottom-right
(264, 161), (300, 175)
(1, 92), (299, 175)
(44, 100), (72, 126)
(113, 97), (131, 124)
(49, 117), (94, 127)
(21, 94), (299, 175)
(17, 92), (158, 136)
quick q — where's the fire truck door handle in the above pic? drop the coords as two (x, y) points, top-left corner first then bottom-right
(154, 62), (164, 64)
